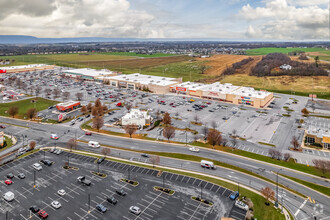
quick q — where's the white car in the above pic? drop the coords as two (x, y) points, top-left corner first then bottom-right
(235, 200), (249, 211)
(57, 189), (66, 196)
(51, 134), (59, 140)
(189, 147), (200, 152)
(129, 206), (141, 215)
(32, 163), (42, 171)
(51, 201), (61, 209)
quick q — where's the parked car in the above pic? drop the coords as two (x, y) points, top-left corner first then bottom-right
(50, 134), (59, 140)
(56, 150), (63, 155)
(97, 157), (105, 164)
(32, 163), (42, 171)
(129, 206), (141, 215)
(141, 153), (149, 158)
(6, 173), (14, 179)
(29, 205), (40, 213)
(116, 189), (127, 196)
(106, 196), (118, 205)
(85, 131), (92, 136)
(96, 204), (107, 213)
(57, 189), (66, 196)
(41, 160), (53, 166)
(235, 200), (249, 211)
(5, 179), (12, 185)
(189, 147), (200, 152)
(17, 173), (25, 179)
(38, 210), (48, 219)
(51, 201), (61, 209)
(229, 191), (239, 200)
(0, 125), (6, 129)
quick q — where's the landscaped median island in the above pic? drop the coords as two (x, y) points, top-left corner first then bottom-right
(66, 148), (287, 220)
(154, 186), (174, 195)
(121, 178), (139, 186)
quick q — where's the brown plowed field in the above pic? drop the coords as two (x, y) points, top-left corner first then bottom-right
(196, 54), (256, 76)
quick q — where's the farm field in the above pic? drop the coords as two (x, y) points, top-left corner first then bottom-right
(246, 47), (327, 56)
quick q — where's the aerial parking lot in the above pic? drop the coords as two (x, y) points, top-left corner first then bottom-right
(0, 150), (245, 220)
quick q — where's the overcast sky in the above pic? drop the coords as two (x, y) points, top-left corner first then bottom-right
(0, 0), (329, 40)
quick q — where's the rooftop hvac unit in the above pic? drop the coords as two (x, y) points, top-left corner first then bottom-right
(135, 74), (139, 76)
(148, 76), (151, 78)
(249, 94), (252, 96)
(157, 81), (160, 83)
(258, 93), (261, 95)
(242, 91), (245, 93)
(162, 78), (165, 80)
(150, 80), (154, 82)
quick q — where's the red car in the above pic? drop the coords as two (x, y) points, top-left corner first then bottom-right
(38, 210), (48, 219)
(0, 125), (6, 129)
(85, 132), (92, 136)
(5, 179), (12, 185)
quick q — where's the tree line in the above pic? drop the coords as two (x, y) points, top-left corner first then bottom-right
(250, 53), (328, 77)
(222, 57), (254, 75)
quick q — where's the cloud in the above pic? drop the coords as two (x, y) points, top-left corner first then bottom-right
(0, 0), (162, 38)
(240, 0), (330, 40)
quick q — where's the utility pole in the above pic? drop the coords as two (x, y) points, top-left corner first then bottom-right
(275, 168), (282, 208)
(33, 170), (36, 188)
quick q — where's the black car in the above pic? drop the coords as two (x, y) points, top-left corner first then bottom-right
(41, 160), (53, 166)
(85, 114), (90, 118)
(106, 196), (118, 205)
(141, 153), (149, 158)
(116, 189), (127, 196)
(6, 173), (14, 179)
(29, 205), (40, 213)
(97, 157), (105, 164)
(18, 173), (25, 179)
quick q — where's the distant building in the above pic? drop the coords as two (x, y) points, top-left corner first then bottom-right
(62, 68), (117, 80)
(121, 109), (151, 127)
(305, 126), (330, 150)
(280, 64), (292, 70)
(0, 64), (55, 73)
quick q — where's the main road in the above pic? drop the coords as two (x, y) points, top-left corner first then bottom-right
(1, 116), (329, 220)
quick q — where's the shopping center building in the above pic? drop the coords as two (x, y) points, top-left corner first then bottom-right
(0, 64), (56, 73)
(101, 73), (182, 94)
(62, 68), (117, 80)
(304, 126), (330, 150)
(170, 81), (273, 108)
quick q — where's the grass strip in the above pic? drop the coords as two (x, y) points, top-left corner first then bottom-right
(279, 174), (330, 197)
(258, 142), (276, 147)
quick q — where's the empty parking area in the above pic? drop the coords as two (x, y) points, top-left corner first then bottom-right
(0, 150), (245, 219)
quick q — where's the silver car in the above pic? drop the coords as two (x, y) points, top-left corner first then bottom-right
(129, 206), (141, 215)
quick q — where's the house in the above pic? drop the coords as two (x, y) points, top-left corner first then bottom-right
(121, 109), (151, 128)
(280, 64), (292, 70)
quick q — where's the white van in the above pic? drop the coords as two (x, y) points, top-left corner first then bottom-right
(200, 160), (216, 169)
(235, 200), (249, 211)
(88, 141), (100, 148)
(3, 191), (14, 202)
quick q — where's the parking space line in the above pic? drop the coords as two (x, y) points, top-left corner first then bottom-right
(222, 189), (227, 195)
(74, 212), (86, 220)
(42, 200), (56, 211)
(15, 190), (27, 199)
(134, 192), (162, 220)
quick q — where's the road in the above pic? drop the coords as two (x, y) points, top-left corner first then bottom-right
(0, 116), (329, 220)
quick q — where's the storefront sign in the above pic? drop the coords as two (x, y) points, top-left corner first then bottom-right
(119, 81), (127, 87)
(241, 96), (250, 100)
(58, 114), (63, 122)
(203, 91), (226, 99)
(176, 87), (187, 92)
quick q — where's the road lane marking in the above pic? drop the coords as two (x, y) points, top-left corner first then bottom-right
(294, 199), (307, 217)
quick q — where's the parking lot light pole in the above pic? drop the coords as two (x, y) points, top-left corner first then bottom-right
(88, 194), (91, 213)
(275, 168), (282, 208)
(33, 170), (36, 188)
(128, 167), (130, 180)
(162, 174), (165, 189)
(43, 150), (46, 160)
(200, 182), (203, 200)
(238, 183), (240, 194)
(68, 155), (70, 167)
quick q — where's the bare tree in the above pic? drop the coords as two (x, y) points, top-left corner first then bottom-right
(163, 126), (176, 142)
(202, 124), (209, 140)
(29, 141), (36, 151)
(207, 129), (222, 148)
(231, 137), (237, 148)
(44, 88), (52, 98)
(75, 92), (84, 101)
(26, 108), (37, 120)
(301, 108), (309, 116)
(101, 147), (111, 157)
(8, 106), (19, 118)
(175, 111), (179, 117)
(211, 120), (218, 129)
(35, 86), (42, 97)
(261, 187), (275, 205)
(62, 91), (70, 101)
(81, 105), (87, 114)
(155, 109), (161, 120)
(124, 124), (137, 138)
(283, 153), (292, 162)
(87, 103), (93, 112)
(274, 150), (282, 160)
(125, 103), (132, 112)
(53, 88), (61, 99)
(92, 116), (104, 132)
(97, 105), (105, 116)
(91, 107), (98, 117)
(268, 149), (276, 159)
(312, 159), (330, 175)
(162, 112), (171, 126)
(94, 98), (101, 108)
(291, 136), (300, 151)
(231, 129), (237, 137)
(221, 138), (228, 147)
(67, 138), (77, 152)
(149, 155), (160, 168)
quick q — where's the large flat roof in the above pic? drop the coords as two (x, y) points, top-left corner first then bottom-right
(230, 86), (272, 99)
(103, 73), (179, 86)
(0, 64), (51, 70)
(64, 68), (114, 77)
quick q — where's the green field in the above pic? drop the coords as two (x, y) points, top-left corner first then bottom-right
(246, 47), (327, 56)
(100, 52), (179, 58)
(0, 98), (59, 119)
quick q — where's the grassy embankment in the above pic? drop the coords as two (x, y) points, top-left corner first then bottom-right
(0, 98), (58, 119)
(245, 47), (328, 56)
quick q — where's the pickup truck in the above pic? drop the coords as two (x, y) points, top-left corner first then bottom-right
(77, 176), (91, 186)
